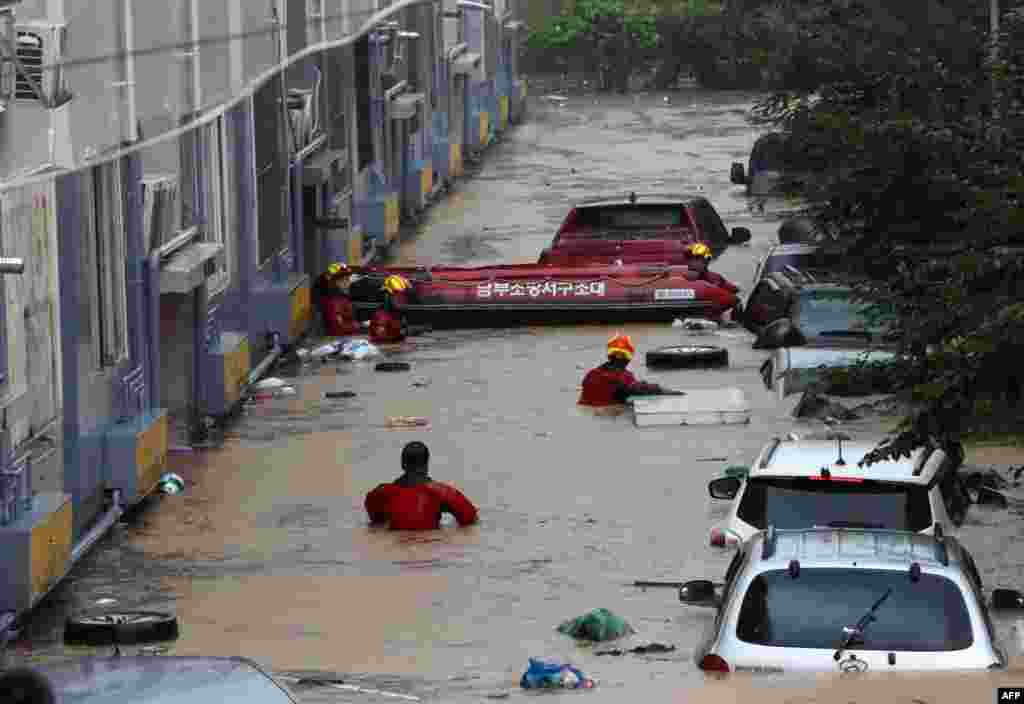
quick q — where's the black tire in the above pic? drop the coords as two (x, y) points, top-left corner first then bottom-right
(645, 345), (729, 370)
(64, 610), (179, 646)
(375, 361), (411, 372)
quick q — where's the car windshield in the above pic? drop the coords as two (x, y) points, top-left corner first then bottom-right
(736, 477), (933, 532)
(574, 205), (686, 231)
(42, 657), (295, 704)
(736, 568), (974, 651)
(794, 289), (895, 338)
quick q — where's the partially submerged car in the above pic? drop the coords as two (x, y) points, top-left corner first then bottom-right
(538, 193), (752, 267)
(731, 132), (818, 197)
(760, 345), (898, 398)
(0, 656), (299, 703)
(680, 527), (1023, 673)
(748, 243), (843, 292)
(706, 436), (968, 549)
(742, 277), (897, 350)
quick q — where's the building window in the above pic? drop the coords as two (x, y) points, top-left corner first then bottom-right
(204, 119), (235, 296)
(355, 35), (372, 171)
(0, 200), (10, 388)
(89, 162), (128, 368)
(254, 75), (287, 264)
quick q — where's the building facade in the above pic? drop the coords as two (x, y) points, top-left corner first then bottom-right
(0, 0), (527, 636)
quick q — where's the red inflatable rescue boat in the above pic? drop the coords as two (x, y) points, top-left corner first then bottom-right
(348, 263), (739, 327)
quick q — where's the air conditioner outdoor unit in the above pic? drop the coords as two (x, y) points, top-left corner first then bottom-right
(14, 21), (69, 107)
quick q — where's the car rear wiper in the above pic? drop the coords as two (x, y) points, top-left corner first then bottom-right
(825, 521), (884, 529)
(834, 587), (893, 661)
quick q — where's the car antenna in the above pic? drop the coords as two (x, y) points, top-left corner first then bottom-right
(824, 417), (846, 466)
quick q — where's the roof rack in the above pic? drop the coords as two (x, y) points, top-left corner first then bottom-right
(762, 525), (777, 559)
(760, 438), (782, 469)
(933, 523), (949, 566)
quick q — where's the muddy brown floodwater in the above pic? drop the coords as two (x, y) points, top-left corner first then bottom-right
(9, 88), (1024, 704)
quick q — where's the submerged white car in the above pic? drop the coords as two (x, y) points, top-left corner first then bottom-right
(680, 527), (1023, 673)
(707, 436), (968, 549)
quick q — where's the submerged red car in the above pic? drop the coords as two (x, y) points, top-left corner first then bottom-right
(538, 193), (751, 267)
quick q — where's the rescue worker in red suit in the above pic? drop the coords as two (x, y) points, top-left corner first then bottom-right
(578, 334), (680, 406)
(314, 263), (361, 336)
(369, 275), (410, 344)
(365, 441), (479, 530)
(683, 243), (739, 294)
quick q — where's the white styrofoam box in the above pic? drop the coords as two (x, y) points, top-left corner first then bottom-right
(631, 388), (751, 427)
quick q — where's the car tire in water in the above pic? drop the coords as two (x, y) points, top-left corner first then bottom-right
(64, 610), (179, 646)
(375, 361), (411, 372)
(645, 345), (729, 370)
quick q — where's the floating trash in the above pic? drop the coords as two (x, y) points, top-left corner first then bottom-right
(520, 659), (594, 690)
(558, 608), (634, 642)
(385, 416), (430, 429)
(95, 598), (117, 606)
(158, 473), (185, 495)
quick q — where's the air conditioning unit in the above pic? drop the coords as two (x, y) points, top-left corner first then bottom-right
(14, 21), (70, 107)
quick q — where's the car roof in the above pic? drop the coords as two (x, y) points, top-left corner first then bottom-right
(752, 438), (943, 485)
(766, 243), (821, 256)
(749, 528), (963, 572)
(33, 656), (296, 703)
(575, 194), (706, 208)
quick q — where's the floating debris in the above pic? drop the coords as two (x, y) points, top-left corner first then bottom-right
(158, 473), (185, 495)
(385, 416), (431, 429)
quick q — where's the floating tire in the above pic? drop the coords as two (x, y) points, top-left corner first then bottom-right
(375, 361), (411, 372)
(325, 391), (357, 399)
(645, 345), (729, 370)
(64, 610), (179, 646)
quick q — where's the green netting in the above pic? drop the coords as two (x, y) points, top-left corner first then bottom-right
(557, 608), (634, 642)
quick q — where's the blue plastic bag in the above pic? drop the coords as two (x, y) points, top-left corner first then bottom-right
(520, 658), (594, 690)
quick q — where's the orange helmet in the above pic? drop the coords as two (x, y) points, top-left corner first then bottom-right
(607, 334), (635, 361)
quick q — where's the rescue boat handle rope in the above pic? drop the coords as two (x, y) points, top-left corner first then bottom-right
(415, 271), (677, 288)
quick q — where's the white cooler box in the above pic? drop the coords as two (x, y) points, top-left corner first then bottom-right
(631, 388), (751, 427)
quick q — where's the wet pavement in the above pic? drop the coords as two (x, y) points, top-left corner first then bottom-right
(8, 87), (1024, 702)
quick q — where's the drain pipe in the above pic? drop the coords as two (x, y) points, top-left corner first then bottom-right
(70, 489), (124, 564)
(246, 331), (283, 388)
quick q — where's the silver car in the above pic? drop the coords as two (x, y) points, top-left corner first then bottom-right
(679, 527), (1024, 673)
(706, 436), (968, 548)
(0, 655), (299, 703)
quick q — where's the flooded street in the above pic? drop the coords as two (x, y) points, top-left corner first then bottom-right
(9, 88), (1024, 702)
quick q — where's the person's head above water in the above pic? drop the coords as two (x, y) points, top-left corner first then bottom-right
(401, 441), (430, 475)
(606, 334), (635, 367)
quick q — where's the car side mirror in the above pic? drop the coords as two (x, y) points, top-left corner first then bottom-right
(730, 162), (747, 185)
(992, 588), (1024, 611)
(729, 227), (752, 245)
(679, 580), (718, 607)
(709, 477), (742, 500)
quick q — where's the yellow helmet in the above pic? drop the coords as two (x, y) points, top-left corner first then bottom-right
(383, 275), (410, 294)
(686, 242), (713, 259)
(326, 262), (350, 278)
